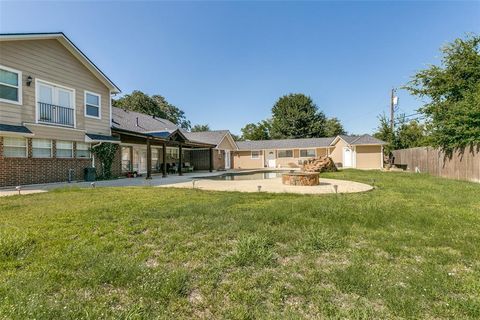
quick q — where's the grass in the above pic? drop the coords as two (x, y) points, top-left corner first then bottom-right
(0, 170), (479, 319)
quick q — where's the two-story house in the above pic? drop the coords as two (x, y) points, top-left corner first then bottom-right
(0, 32), (120, 187)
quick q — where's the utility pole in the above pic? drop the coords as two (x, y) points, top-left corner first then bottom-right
(390, 88), (396, 132)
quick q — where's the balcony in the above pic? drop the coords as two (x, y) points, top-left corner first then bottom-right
(38, 102), (74, 127)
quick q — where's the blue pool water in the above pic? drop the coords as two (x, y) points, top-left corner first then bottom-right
(199, 171), (286, 181)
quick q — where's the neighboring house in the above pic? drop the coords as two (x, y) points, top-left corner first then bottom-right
(0, 32), (120, 187)
(111, 107), (237, 176)
(234, 134), (386, 169)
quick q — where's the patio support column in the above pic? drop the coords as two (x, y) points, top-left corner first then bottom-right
(129, 146), (134, 172)
(178, 144), (183, 176)
(162, 142), (167, 177)
(146, 137), (152, 179)
(209, 148), (214, 172)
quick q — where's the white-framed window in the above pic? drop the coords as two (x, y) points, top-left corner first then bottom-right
(152, 148), (159, 169)
(277, 150), (293, 158)
(32, 139), (52, 158)
(121, 146), (132, 172)
(166, 147), (179, 159)
(0, 65), (22, 105)
(36, 79), (75, 127)
(56, 141), (73, 158)
(251, 150), (261, 159)
(76, 142), (91, 158)
(300, 149), (316, 158)
(84, 91), (101, 119)
(3, 137), (27, 157)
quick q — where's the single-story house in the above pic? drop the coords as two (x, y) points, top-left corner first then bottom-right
(111, 107), (238, 177)
(233, 134), (386, 170)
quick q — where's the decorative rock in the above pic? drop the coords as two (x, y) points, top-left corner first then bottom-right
(303, 156), (337, 173)
(282, 172), (319, 186)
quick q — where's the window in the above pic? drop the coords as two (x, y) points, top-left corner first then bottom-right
(37, 80), (75, 127)
(0, 65), (21, 104)
(121, 146), (132, 172)
(76, 142), (91, 158)
(32, 139), (52, 158)
(166, 147), (179, 159)
(85, 91), (101, 118)
(251, 150), (261, 159)
(3, 137), (27, 157)
(300, 149), (316, 157)
(56, 141), (73, 158)
(152, 148), (159, 170)
(277, 150), (293, 158)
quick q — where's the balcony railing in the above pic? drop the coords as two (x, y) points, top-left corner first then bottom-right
(38, 102), (74, 127)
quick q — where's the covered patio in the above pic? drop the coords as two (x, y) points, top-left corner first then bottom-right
(112, 128), (216, 179)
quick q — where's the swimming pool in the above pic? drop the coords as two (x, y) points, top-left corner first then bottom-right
(199, 170), (287, 181)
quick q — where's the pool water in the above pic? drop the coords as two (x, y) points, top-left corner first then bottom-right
(199, 171), (285, 181)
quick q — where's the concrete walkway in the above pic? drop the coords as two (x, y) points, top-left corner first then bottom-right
(0, 170), (372, 197)
(0, 171), (224, 197)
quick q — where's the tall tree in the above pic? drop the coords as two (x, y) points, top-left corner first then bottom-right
(152, 95), (191, 129)
(191, 124), (210, 132)
(241, 120), (271, 140)
(395, 117), (429, 150)
(404, 34), (480, 152)
(324, 117), (346, 136)
(374, 113), (395, 154)
(270, 93), (326, 139)
(113, 90), (191, 129)
(374, 113), (429, 153)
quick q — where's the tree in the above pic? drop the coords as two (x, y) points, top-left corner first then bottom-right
(270, 94), (326, 139)
(404, 34), (480, 152)
(241, 120), (271, 140)
(374, 113), (429, 154)
(152, 95), (191, 130)
(395, 117), (429, 150)
(90, 143), (119, 179)
(113, 90), (191, 129)
(191, 124), (210, 132)
(230, 133), (242, 141)
(324, 117), (346, 136)
(374, 113), (395, 154)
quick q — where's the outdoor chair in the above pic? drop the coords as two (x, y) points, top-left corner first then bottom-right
(169, 163), (178, 174)
(184, 162), (194, 172)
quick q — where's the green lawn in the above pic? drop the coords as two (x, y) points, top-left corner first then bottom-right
(1, 170), (479, 319)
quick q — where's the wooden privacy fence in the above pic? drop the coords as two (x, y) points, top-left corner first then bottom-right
(392, 147), (480, 183)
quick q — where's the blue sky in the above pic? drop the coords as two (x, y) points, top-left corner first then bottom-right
(1, 1), (479, 135)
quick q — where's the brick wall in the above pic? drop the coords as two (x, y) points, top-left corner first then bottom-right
(0, 137), (120, 187)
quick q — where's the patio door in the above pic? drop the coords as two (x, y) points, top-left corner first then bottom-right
(224, 150), (231, 169)
(133, 147), (148, 173)
(265, 149), (276, 168)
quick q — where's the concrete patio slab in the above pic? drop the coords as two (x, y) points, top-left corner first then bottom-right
(0, 170), (372, 196)
(157, 177), (373, 194)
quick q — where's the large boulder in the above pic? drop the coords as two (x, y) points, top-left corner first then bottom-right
(302, 156), (338, 173)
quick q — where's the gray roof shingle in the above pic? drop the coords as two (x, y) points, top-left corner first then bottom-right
(236, 137), (335, 150)
(184, 130), (230, 146)
(236, 135), (386, 150)
(111, 107), (233, 148)
(112, 107), (179, 134)
(340, 134), (387, 145)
